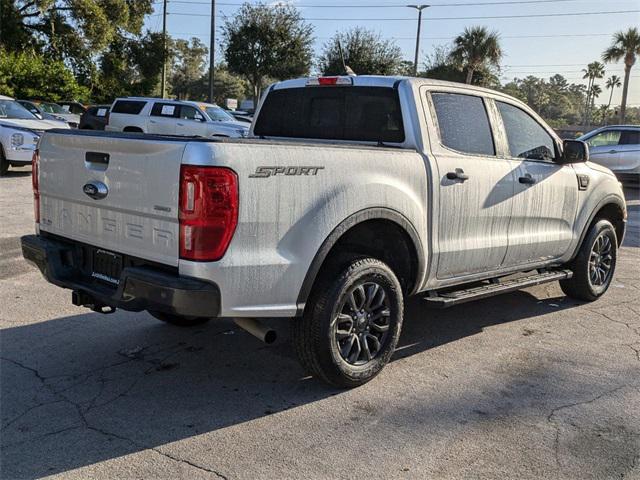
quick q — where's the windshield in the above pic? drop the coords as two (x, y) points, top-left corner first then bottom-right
(40, 102), (67, 114)
(205, 106), (235, 122)
(0, 100), (38, 120)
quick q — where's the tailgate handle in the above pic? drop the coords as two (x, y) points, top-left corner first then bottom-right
(86, 151), (110, 166)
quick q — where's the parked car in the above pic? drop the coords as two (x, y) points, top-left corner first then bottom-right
(58, 101), (87, 115)
(22, 76), (626, 387)
(79, 105), (111, 130)
(0, 95), (69, 176)
(17, 100), (80, 128)
(105, 98), (249, 138)
(229, 110), (253, 123)
(578, 125), (640, 184)
(18, 99), (68, 124)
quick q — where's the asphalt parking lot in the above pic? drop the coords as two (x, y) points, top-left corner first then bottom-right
(1, 168), (639, 480)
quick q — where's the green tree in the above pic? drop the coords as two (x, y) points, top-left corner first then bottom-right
(170, 38), (209, 100)
(0, 49), (89, 101)
(449, 26), (502, 85)
(602, 27), (640, 122)
(422, 44), (499, 87)
(92, 31), (165, 102)
(3, 1), (153, 63)
(319, 28), (403, 76)
(581, 61), (605, 125)
(603, 75), (622, 123)
(221, 2), (314, 104)
(184, 65), (248, 105)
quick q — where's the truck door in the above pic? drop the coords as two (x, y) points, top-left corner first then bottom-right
(148, 102), (179, 135)
(494, 100), (578, 267)
(425, 91), (517, 279)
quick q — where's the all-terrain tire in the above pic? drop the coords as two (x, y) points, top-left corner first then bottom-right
(0, 147), (9, 176)
(560, 219), (618, 301)
(292, 257), (404, 388)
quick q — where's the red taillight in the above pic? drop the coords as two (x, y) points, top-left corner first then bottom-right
(306, 76), (353, 86)
(179, 166), (238, 261)
(32, 150), (40, 224)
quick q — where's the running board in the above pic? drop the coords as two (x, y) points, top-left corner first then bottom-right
(423, 270), (573, 308)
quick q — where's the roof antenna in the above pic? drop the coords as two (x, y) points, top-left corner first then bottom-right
(338, 40), (356, 76)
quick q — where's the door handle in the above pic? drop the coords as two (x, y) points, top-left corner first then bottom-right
(446, 168), (469, 181)
(177, 122), (184, 126)
(519, 173), (536, 185)
(150, 120), (157, 124)
(608, 150), (618, 154)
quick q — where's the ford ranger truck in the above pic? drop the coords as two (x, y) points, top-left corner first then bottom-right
(21, 76), (627, 388)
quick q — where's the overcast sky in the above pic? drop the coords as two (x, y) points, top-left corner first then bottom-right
(145, 0), (640, 106)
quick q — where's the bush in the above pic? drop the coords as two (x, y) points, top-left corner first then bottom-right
(0, 50), (89, 101)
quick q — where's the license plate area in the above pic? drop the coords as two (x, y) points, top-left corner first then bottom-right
(91, 249), (123, 285)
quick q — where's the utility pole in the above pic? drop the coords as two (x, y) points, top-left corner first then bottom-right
(208, 0), (216, 103)
(161, 0), (168, 98)
(407, 5), (429, 76)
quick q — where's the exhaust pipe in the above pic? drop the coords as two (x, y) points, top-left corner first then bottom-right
(234, 318), (277, 344)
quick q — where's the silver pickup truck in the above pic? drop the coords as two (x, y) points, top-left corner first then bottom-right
(22, 76), (627, 387)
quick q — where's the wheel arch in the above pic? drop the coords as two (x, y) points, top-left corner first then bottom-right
(296, 208), (425, 315)
(571, 195), (626, 261)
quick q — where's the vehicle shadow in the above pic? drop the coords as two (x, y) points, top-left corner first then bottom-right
(0, 288), (581, 478)
(0, 169), (32, 178)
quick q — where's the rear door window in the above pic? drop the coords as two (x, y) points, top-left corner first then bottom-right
(254, 86), (405, 143)
(431, 92), (495, 156)
(496, 101), (556, 161)
(151, 103), (179, 118)
(620, 130), (640, 145)
(584, 130), (622, 148)
(111, 100), (146, 115)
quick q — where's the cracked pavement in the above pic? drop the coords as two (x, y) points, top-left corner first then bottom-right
(1, 170), (639, 479)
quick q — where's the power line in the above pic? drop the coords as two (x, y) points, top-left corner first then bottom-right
(155, 0), (584, 7)
(166, 9), (640, 20)
(169, 32), (615, 40)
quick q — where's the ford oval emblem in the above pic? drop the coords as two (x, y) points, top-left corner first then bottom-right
(83, 180), (108, 200)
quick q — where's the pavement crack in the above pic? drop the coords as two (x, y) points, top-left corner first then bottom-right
(151, 448), (229, 479)
(546, 384), (633, 469)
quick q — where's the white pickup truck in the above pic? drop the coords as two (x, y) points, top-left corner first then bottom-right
(22, 76), (626, 387)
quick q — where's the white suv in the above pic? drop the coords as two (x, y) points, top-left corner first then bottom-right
(105, 97), (249, 138)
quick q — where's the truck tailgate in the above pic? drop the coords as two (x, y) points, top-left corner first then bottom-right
(37, 132), (186, 266)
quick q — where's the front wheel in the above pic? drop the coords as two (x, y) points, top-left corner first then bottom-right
(292, 257), (404, 388)
(560, 219), (618, 301)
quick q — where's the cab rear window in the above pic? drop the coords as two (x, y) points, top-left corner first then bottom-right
(254, 86), (405, 143)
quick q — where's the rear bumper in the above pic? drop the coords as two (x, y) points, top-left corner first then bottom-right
(21, 234), (220, 317)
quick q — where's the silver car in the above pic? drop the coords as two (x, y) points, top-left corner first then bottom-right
(579, 125), (640, 184)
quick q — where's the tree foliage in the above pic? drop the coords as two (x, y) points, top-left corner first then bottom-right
(0, 48), (89, 101)
(170, 38), (209, 100)
(423, 44), (499, 87)
(449, 26), (502, 84)
(501, 74), (586, 128)
(319, 28), (403, 76)
(221, 2), (314, 102)
(602, 27), (640, 122)
(92, 31), (165, 102)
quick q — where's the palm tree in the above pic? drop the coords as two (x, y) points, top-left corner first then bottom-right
(449, 26), (502, 84)
(581, 61), (605, 125)
(602, 27), (640, 122)
(603, 75), (622, 123)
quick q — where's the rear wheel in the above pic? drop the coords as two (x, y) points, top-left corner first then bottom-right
(148, 311), (210, 327)
(560, 219), (617, 301)
(292, 257), (404, 388)
(0, 148), (9, 176)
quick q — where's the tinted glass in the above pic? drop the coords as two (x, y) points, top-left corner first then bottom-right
(497, 101), (556, 161)
(254, 86), (405, 143)
(111, 100), (146, 115)
(586, 130), (622, 147)
(0, 100), (37, 119)
(150, 102), (179, 118)
(431, 93), (495, 156)
(620, 130), (640, 145)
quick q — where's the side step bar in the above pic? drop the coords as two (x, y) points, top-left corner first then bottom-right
(423, 269), (573, 308)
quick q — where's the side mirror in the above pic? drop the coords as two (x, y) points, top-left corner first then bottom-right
(560, 139), (589, 164)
